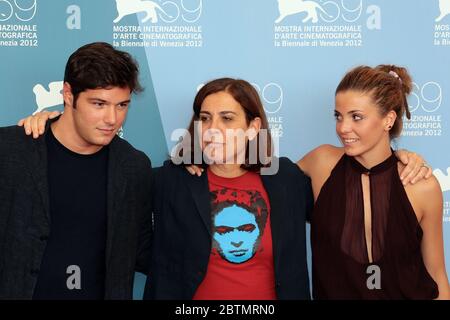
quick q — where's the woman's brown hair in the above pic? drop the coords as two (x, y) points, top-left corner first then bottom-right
(175, 78), (273, 171)
(336, 64), (413, 139)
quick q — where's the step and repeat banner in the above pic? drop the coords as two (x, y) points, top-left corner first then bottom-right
(0, 0), (449, 298)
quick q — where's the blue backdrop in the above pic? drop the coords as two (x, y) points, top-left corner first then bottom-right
(0, 0), (449, 299)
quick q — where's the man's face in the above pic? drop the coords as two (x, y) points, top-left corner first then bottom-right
(213, 204), (260, 264)
(64, 84), (130, 152)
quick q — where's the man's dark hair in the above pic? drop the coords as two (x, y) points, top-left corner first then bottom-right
(64, 42), (143, 105)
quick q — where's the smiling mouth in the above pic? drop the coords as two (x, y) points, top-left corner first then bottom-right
(342, 138), (359, 144)
(229, 249), (248, 257)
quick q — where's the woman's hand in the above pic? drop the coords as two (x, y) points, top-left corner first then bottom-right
(186, 165), (204, 176)
(18, 110), (61, 138)
(396, 149), (433, 185)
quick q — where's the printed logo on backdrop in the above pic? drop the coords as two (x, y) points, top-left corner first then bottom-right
(0, 0), (38, 47)
(434, 166), (450, 222)
(31, 81), (125, 138)
(273, 0), (381, 48)
(112, 0), (203, 48)
(402, 81), (443, 138)
(435, 167), (450, 192)
(252, 83), (284, 139)
(434, 0), (450, 46)
(404, 80), (448, 222)
(33, 81), (63, 114)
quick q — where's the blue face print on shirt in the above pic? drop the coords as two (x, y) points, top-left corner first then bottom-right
(213, 204), (260, 264)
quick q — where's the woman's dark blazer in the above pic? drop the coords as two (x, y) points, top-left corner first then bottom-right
(143, 157), (313, 300)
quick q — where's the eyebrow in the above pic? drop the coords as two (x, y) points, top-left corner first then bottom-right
(87, 98), (131, 104)
(199, 111), (237, 115)
(88, 98), (107, 102)
(334, 109), (363, 114)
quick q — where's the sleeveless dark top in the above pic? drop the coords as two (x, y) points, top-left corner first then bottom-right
(311, 152), (439, 299)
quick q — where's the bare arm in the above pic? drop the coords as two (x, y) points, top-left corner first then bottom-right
(415, 177), (450, 299)
(17, 113), (434, 185)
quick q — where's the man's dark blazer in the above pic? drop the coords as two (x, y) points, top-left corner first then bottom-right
(0, 121), (152, 299)
(144, 158), (313, 300)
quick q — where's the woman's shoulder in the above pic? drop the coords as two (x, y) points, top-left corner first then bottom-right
(276, 156), (308, 177)
(400, 163), (443, 219)
(297, 144), (344, 178)
(154, 160), (197, 181)
(266, 157), (312, 190)
(308, 144), (344, 164)
(398, 162), (442, 196)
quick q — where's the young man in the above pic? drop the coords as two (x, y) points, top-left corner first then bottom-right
(0, 42), (152, 299)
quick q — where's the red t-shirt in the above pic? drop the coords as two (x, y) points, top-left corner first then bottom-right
(193, 168), (276, 300)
